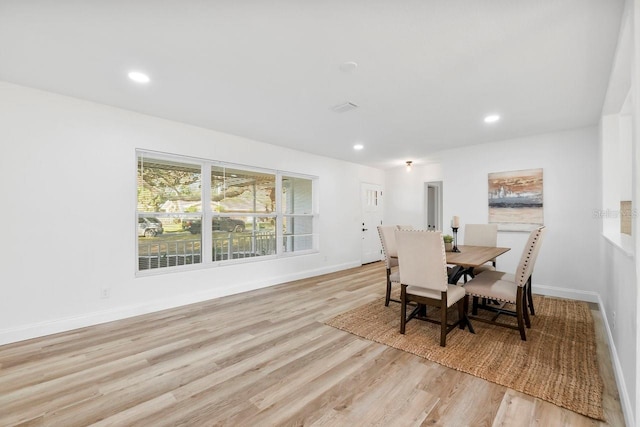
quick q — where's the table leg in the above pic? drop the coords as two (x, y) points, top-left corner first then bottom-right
(461, 295), (474, 333)
(448, 266), (464, 284)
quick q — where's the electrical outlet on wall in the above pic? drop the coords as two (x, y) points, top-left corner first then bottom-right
(100, 288), (111, 299)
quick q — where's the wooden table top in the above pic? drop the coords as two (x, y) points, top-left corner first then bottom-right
(445, 245), (510, 268)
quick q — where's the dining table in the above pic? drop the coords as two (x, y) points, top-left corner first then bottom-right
(388, 243), (510, 335)
(445, 245), (510, 284)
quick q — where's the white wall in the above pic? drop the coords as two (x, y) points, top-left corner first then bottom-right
(600, 98), (637, 427)
(0, 82), (384, 345)
(386, 127), (602, 299)
(599, 1), (639, 424)
(633, 1), (640, 421)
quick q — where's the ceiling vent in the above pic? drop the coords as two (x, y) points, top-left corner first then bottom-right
(331, 102), (359, 113)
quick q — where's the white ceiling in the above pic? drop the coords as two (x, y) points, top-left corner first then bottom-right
(0, 0), (625, 169)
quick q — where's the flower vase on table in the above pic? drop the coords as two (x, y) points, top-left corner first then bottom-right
(443, 235), (454, 252)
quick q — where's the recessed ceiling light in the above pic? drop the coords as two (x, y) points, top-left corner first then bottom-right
(353, 144), (364, 150)
(484, 114), (500, 124)
(128, 71), (150, 84)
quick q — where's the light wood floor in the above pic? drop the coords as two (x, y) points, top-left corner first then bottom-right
(0, 262), (625, 426)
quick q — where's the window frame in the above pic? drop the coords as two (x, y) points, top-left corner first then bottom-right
(135, 150), (318, 276)
(281, 175), (317, 256)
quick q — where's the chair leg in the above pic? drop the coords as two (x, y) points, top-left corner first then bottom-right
(527, 277), (535, 315)
(516, 288), (526, 341)
(458, 299), (465, 330)
(463, 295), (475, 334)
(472, 296), (479, 315)
(385, 269), (391, 306)
(440, 294), (447, 347)
(400, 285), (407, 334)
(522, 285), (531, 328)
(418, 304), (427, 317)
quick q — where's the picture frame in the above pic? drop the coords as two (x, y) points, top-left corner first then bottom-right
(488, 168), (543, 231)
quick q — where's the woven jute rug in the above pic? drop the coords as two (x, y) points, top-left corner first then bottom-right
(325, 295), (604, 420)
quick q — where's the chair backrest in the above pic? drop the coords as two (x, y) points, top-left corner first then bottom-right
(396, 225), (414, 230)
(515, 226), (546, 287)
(377, 226), (398, 268)
(395, 230), (448, 292)
(464, 224), (498, 247)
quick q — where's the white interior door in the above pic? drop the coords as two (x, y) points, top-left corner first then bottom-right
(361, 183), (383, 264)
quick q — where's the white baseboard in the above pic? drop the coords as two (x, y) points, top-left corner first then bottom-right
(594, 295), (635, 427)
(533, 283), (600, 303)
(534, 283), (633, 426)
(0, 261), (361, 346)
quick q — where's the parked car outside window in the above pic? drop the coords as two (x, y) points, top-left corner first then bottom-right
(138, 217), (164, 237)
(183, 218), (246, 233)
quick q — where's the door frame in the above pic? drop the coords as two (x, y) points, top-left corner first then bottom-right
(424, 181), (443, 231)
(361, 182), (383, 264)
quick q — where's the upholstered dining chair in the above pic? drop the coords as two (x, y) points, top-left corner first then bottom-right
(395, 229), (470, 347)
(464, 223), (499, 276)
(377, 225), (401, 306)
(395, 225), (414, 230)
(462, 226), (546, 341)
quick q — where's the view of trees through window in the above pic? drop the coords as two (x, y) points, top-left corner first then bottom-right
(137, 151), (316, 272)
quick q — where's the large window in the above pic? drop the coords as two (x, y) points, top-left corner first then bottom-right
(282, 176), (315, 252)
(136, 151), (317, 273)
(137, 155), (203, 270)
(209, 166), (277, 261)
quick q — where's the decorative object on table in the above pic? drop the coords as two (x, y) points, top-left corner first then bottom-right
(450, 215), (461, 252)
(488, 168), (543, 231)
(442, 234), (453, 252)
(325, 294), (604, 420)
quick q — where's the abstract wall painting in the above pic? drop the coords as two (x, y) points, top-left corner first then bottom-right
(488, 168), (544, 231)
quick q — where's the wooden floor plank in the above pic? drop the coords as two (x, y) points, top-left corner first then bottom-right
(0, 262), (624, 426)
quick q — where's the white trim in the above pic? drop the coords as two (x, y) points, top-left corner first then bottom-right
(532, 283), (600, 303)
(424, 181), (443, 231)
(0, 261), (360, 346)
(602, 232), (635, 257)
(201, 162), (212, 264)
(596, 295), (635, 427)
